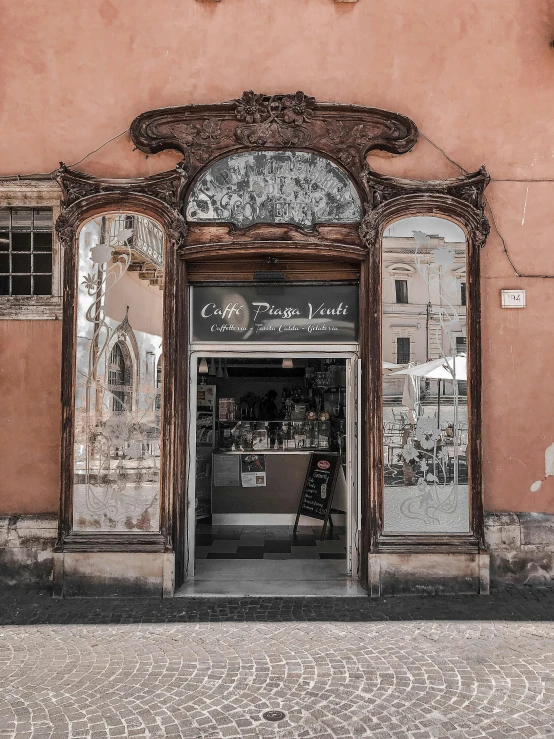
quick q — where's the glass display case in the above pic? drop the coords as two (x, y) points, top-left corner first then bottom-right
(216, 419), (345, 452)
(206, 357), (349, 455)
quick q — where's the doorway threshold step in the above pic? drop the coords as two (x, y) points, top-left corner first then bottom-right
(175, 578), (366, 597)
(192, 559), (348, 581)
(177, 559), (366, 596)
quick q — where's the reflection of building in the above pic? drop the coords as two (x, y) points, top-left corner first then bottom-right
(381, 225), (469, 535)
(72, 215), (164, 532)
(383, 233), (467, 401)
(383, 234), (466, 366)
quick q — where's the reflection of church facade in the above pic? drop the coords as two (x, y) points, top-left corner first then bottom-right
(73, 216), (164, 532)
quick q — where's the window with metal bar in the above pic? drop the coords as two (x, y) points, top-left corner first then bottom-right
(396, 337), (410, 364)
(461, 282), (466, 306)
(0, 208), (53, 296)
(108, 342), (132, 414)
(395, 279), (408, 304)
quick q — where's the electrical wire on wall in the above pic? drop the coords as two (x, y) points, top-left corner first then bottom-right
(0, 129), (129, 181)
(420, 132), (554, 279)
(1, 124), (553, 277)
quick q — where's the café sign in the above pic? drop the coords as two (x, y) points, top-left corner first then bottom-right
(190, 285), (359, 343)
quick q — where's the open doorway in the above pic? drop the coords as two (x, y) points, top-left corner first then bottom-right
(177, 353), (365, 596)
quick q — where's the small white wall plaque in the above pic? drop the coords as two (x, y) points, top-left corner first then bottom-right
(501, 289), (526, 308)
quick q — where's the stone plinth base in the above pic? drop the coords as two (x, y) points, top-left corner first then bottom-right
(0, 515), (57, 588)
(7, 512), (554, 595)
(485, 512), (554, 585)
(368, 551), (490, 597)
(53, 552), (175, 598)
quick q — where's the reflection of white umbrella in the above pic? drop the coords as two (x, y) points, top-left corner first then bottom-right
(391, 355), (467, 381)
(393, 355), (467, 487)
(392, 354), (466, 433)
(402, 373), (420, 424)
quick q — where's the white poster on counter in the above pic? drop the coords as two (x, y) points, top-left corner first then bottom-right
(213, 454), (240, 487)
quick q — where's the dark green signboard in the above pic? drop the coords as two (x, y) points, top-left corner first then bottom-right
(191, 284), (358, 343)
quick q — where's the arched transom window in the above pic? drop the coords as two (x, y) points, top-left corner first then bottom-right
(185, 150), (362, 229)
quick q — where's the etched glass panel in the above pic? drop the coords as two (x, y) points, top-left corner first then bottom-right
(185, 151), (362, 229)
(382, 217), (469, 533)
(73, 214), (164, 532)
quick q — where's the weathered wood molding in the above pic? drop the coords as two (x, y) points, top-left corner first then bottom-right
(54, 95), (491, 594)
(130, 91), (418, 185)
(363, 164), (490, 211)
(0, 178), (63, 318)
(54, 175), (188, 561)
(56, 163), (188, 212)
(358, 166), (490, 565)
(360, 166), (491, 247)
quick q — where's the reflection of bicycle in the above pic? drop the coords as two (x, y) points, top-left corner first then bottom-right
(391, 408), (408, 426)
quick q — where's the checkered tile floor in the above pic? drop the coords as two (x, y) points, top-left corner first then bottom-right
(195, 525), (347, 560)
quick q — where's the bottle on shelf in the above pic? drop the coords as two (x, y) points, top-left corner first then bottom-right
(285, 422), (296, 449)
(303, 421), (313, 449)
(294, 422), (306, 449)
(278, 424), (286, 450)
(285, 396), (293, 421)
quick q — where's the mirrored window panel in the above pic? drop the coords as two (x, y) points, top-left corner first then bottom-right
(186, 151), (362, 229)
(381, 217), (469, 534)
(73, 214), (164, 531)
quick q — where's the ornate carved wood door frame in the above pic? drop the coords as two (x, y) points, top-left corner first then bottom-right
(360, 169), (491, 563)
(56, 92), (490, 591)
(55, 172), (188, 561)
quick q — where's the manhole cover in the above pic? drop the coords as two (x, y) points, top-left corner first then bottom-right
(262, 710), (286, 722)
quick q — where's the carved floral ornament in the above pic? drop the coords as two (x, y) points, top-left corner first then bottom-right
(360, 165), (491, 247)
(53, 167), (189, 250)
(54, 92), (489, 251)
(129, 91), (419, 182)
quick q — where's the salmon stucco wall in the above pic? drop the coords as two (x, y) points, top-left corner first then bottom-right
(0, 322), (61, 514)
(1, 0), (554, 514)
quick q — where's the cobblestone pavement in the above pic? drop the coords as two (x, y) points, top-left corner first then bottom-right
(2, 589), (554, 738)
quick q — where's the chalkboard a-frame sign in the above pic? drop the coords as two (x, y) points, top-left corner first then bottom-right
(294, 452), (341, 541)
